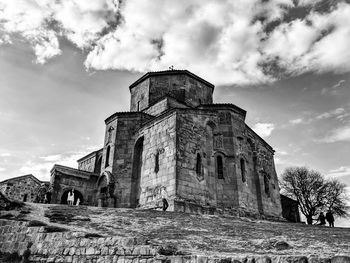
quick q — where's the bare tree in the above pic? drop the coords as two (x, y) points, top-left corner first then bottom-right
(280, 166), (349, 225)
(323, 179), (349, 217)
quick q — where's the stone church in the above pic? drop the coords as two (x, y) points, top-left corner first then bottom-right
(50, 70), (282, 217)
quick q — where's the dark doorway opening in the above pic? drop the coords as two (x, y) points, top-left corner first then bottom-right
(131, 137), (143, 208)
(61, 189), (84, 205)
(23, 194), (28, 202)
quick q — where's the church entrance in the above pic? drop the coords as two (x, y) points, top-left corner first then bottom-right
(61, 189), (84, 205)
(131, 137), (143, 208)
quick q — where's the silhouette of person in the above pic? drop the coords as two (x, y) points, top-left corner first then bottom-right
(326, 210), (335, 227)
(316, 212), (326, 225)
(76, 198), (80, 206)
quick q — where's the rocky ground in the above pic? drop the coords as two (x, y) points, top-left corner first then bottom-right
(1, 203), (349, 258)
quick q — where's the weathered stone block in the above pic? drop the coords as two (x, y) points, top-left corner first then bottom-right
(331, 256), (350, 263)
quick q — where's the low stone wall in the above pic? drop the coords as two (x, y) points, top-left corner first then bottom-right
(0, 219), (349, 263)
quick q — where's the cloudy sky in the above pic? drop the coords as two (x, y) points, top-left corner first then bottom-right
(0, 0), (350, 224)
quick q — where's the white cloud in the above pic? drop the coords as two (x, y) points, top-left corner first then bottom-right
(278, 150), (288, 156)
(322, 79), (346, 95)
(0, 167), (5, 172)
(0, 33), (11, 45)
(321, 124), (350, 143)
(1, 0), (350, 85)
(263, 2), (350, 77)
(316, 107), (345, 120)
(0, 153), (11, 157)
(39, 154), (63, 162)
(252, 122), (275, 138)
(20, 151), (88, 180)
(327, 166), (350, 178)
(289, 118), (304, 124)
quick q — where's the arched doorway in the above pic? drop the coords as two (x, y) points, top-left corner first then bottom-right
(61, 189), (84, 205)
(96, 171), (115, 207)
(131, 137), (144, 208)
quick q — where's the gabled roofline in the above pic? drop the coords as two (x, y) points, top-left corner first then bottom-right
(245, 125), (275, 153)
(51, 164), (99, 178)
(77, 148), (103, 162)
(129, 70), (215, 91)
(104, 111), (153, 124)
(197, 103), (247, 119)
(0, 174), (42, 185)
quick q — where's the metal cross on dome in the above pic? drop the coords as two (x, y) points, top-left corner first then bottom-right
(169, 65), (174, 70)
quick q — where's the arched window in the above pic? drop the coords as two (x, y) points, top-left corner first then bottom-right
(240, 158), (246, 182)
(264, 173), (270, 196)
(196, 153), (202, 176)
(105, 145), (110, 168)
(154, 152), (160, 173)
(217, 155), (224, 179)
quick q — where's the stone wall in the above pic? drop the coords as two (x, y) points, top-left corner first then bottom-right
(143, 97), (190, 117)
(0, 175), (41, 202)
(130, 78), (150, 112)
(143, 98), (169, 116)
(0, 219), (348, 263)
(50, 166), (98, 206)
(175, 109), (238, 209)
(129, 72), (214, 113)
(78, 149), (103, 174)
(148, 74), (213, 108)
(174, 108), (282, 218)
(99, 113), (152, 208)
(137, 111), (177, 210)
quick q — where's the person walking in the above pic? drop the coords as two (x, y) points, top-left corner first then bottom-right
(326, 210), (335, 227)
(76, 197), (80, 206)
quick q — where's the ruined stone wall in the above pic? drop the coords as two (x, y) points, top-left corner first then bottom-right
(130, 78), (150, 112)
(0, 176), (41, 202)
(2, 219), (347, 263)
(50, 170), (98, 206)
(138, 112), (177, 210)
(148, 74), (213, 108)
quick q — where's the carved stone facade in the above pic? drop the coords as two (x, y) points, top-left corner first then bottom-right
(50, 70), (282, 217)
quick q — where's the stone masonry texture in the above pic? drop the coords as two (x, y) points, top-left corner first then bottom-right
(0, 174), (45, 203)
(48, 69), (284, 218)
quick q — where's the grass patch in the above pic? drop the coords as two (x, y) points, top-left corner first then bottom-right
(0, 252), (21, 263)
(28, 220), (47, 227)
(85, 233), (103, 238)
(0, 213), (14, 219)
(44, 225), (68, 233)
